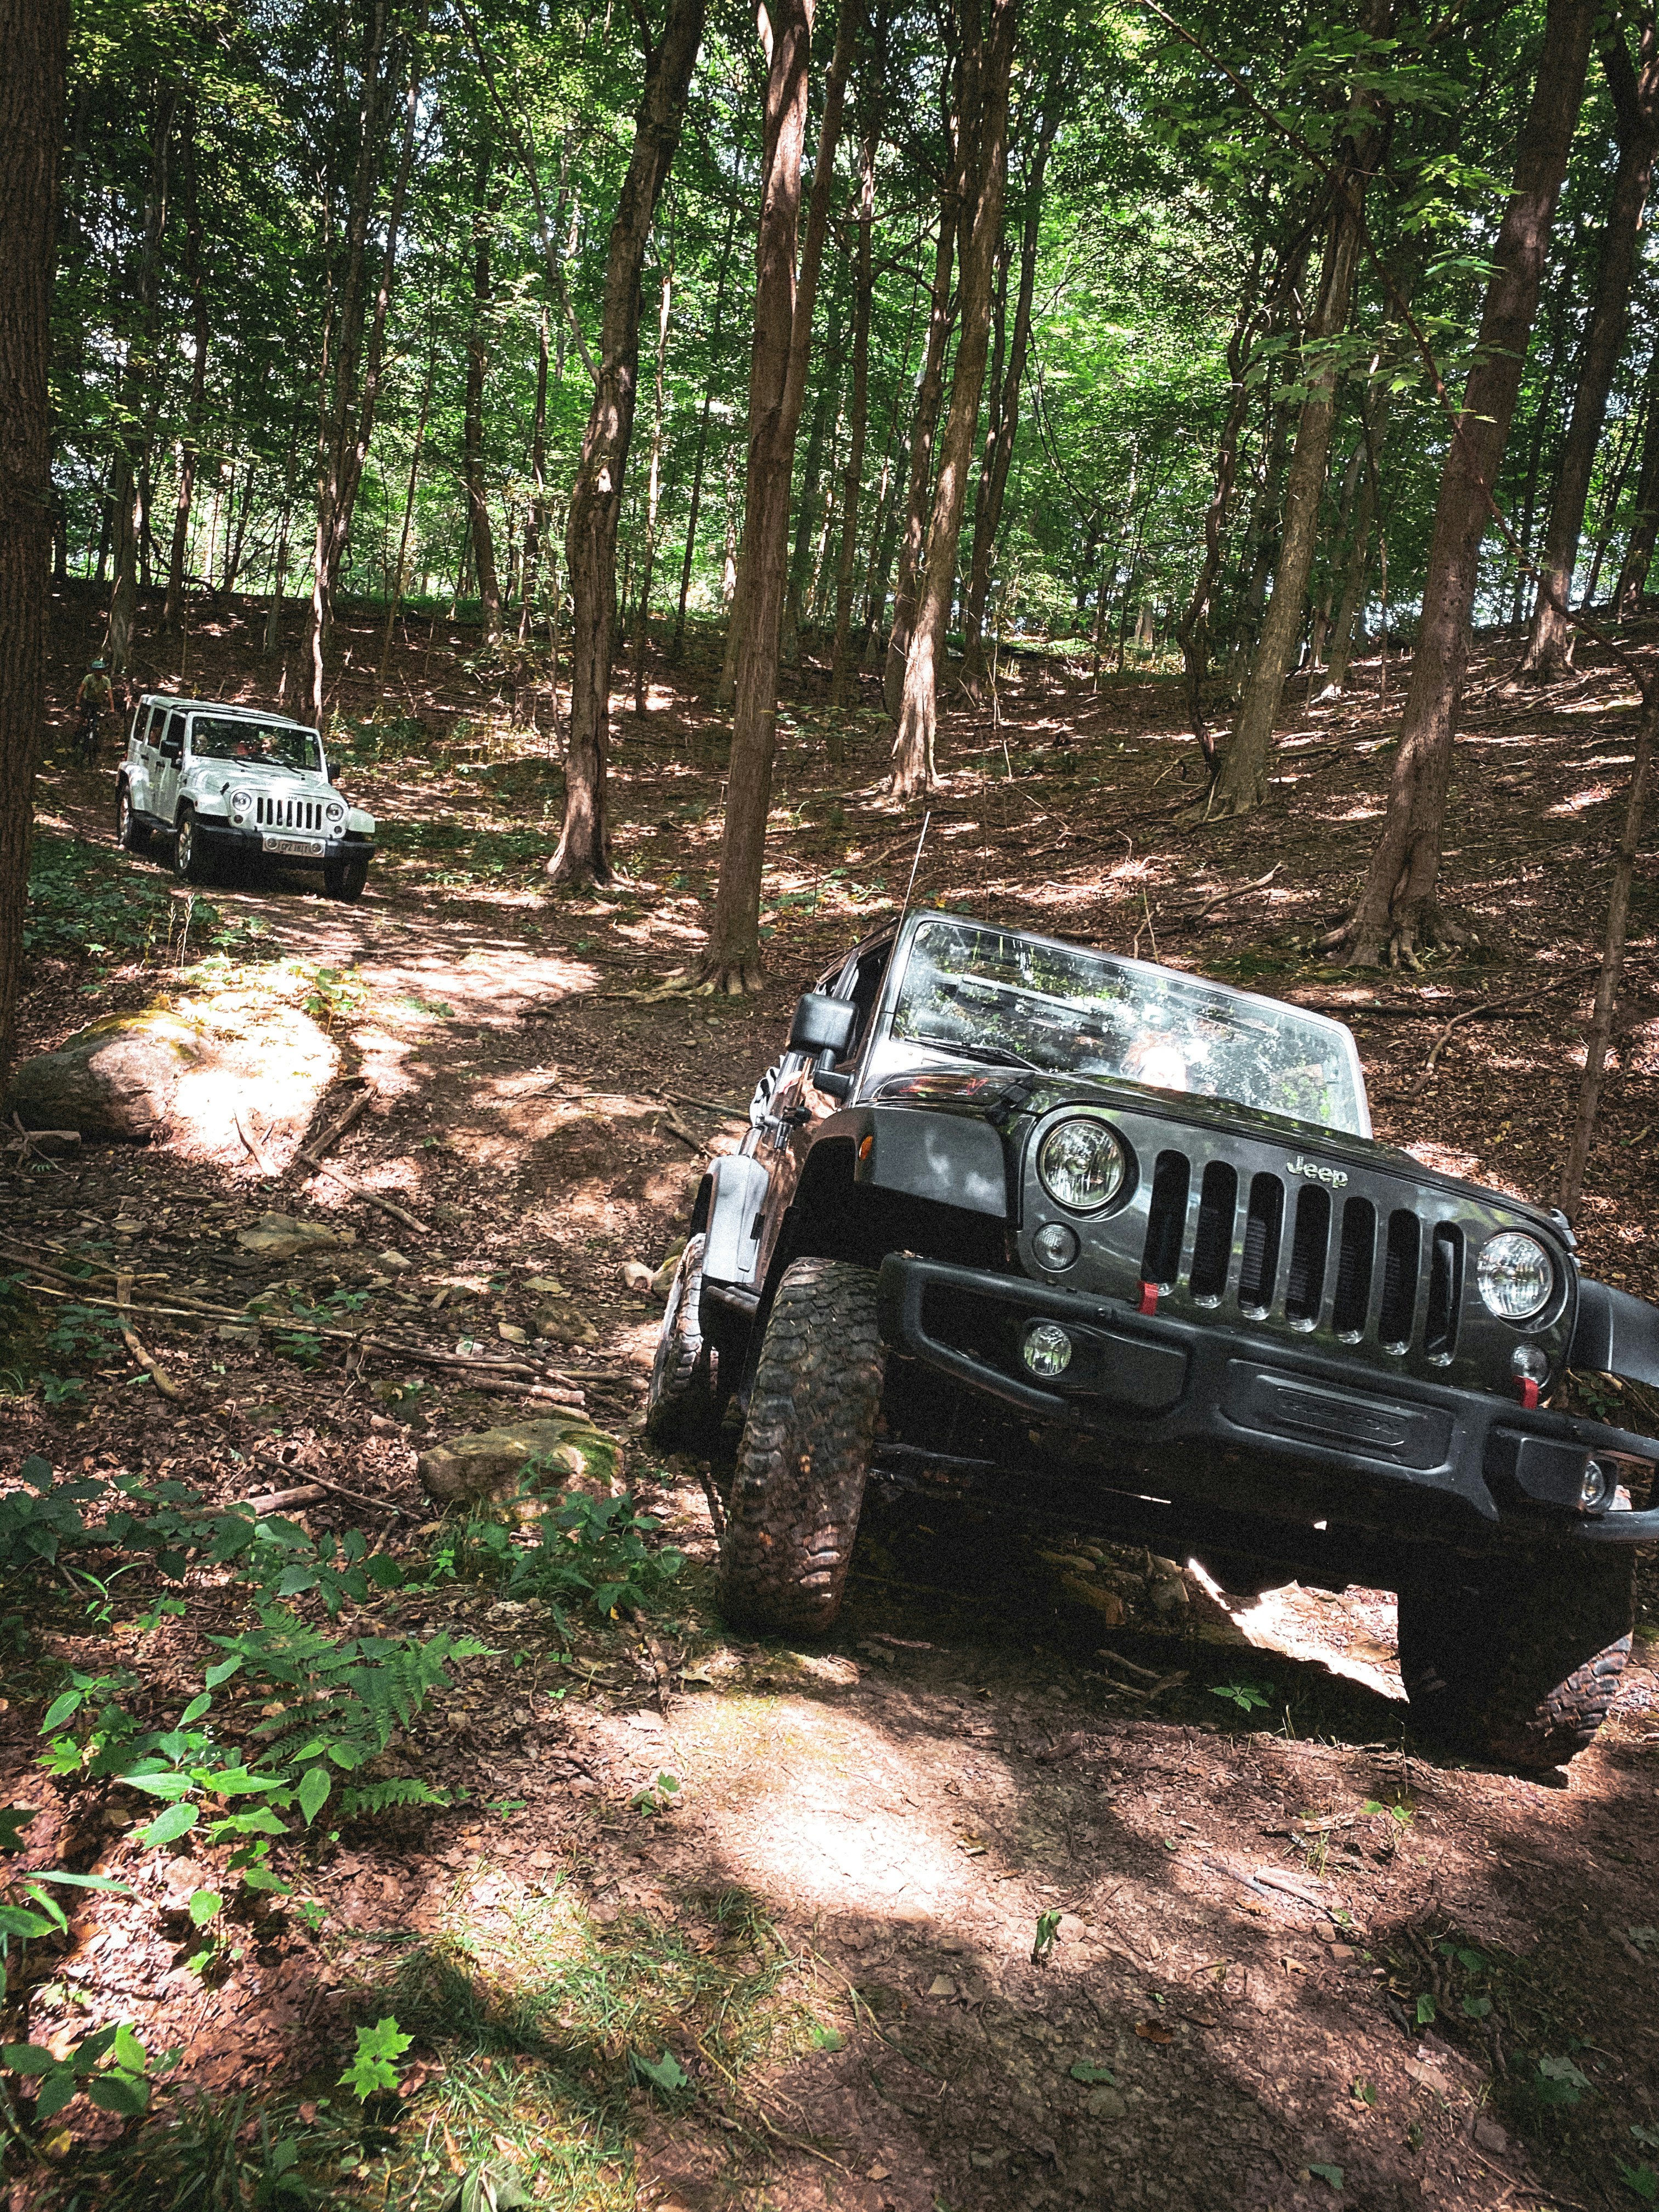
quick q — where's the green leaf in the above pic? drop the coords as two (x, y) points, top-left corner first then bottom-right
(179, 1694), (213, 1726)
(1307, 2164), (1344, 2192)
(809, 2023), (845, 2051)
(631, 2048), (690, 2095)
(187, 1889), (222, 1928)
(239, 1865), (292, 1894)
(28, 1871), (132, 1894)
(204, 1657), (243, 1689)
(1619, 2162), (1659, 2203)
(41, 1691), (83, 1731)
(87, 2073), (150, 2116)
(1070, 2061), (1117, 2084)
(140, 1803), (199, 1847)
(33, 2070), (78, 2119)
(1460, 1995), (1492, 2019)
(297, 1766), (332, 1825)
(342, 2016), (414, 2100)
(1414, 1995), (1435, 2026)
(3, 2044), (59, 2075)
(0, 1808), (38, 1854)
(0, 1906), (58, 1940)
(119, 1771), (193, 1800)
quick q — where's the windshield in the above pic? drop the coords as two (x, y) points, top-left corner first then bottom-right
(189, 718), (322, 773)
(888, 916), (1366, 1133)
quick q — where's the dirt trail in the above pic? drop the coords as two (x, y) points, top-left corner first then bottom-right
(4, 588), (1659, 2208)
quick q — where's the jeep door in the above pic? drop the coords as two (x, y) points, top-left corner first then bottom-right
(152, 710), (187, 823)
(126, 703), (157, 812)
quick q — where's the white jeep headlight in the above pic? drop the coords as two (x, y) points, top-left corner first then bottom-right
(1037, 1116), (1127, 1212)
(1477, 1231), (1554, 1322)
(325, 799), (347, 829)
(228, 787), (254, 823)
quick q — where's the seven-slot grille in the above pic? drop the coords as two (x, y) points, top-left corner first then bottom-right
(255, 794), (326, 832)
(1140, 1147), (1466, 1361)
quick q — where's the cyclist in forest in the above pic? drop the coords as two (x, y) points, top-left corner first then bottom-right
(74, 659), (114, 768)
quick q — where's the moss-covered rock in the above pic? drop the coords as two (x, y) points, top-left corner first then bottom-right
(416, 1415), (623, 1513)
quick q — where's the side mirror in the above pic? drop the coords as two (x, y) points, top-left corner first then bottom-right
(788, 991), (857, 1060)
(160, 740), (182, 763)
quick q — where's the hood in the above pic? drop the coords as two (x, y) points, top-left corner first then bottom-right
(196, 760), (326, 794)
(872, 1064), (1566, 1238)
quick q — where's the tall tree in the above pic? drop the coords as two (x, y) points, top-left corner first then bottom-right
(1205, 10), (1391, 819)
(162, 106), (206, 632)
(461, 147), (504, 648)
(698, 0), (843, 990)
(1518, 18), (1659, 678)
(0, 0), (66, 1071)
(1331, 0), (1601, 966)
(548, 0), (707, 888)
(891, 0), (1018, 798)
(106, 84), (178, 674)
(960, 62), (1061, 695)
(305, 0), (424, 720)
(830, 89), (879, 709)
(1615, 333), (1659, 610)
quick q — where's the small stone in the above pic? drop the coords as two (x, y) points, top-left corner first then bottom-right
(1329, 1943), (1356, 1962)
(1474, 2118), (1509, 2154)
(1086, 2087), (1127, 2121)
(497, 1323), (528, 1344)
(535, 1300), (600, 1347)
(927, 1975), (957, 1999)
(523, 1276), (567, 1295)
(379, 1249), (412, 1272)
(1060, 1574), (1126, 1623)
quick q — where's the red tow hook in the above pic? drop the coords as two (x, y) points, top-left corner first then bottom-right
(1516, 1377), (1541, 1411)
(1138, 1282), (1160, 1316)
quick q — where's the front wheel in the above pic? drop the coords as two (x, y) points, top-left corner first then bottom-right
(172, 808), (212, 883)
(718, 1257), (885, 1637)
(324, 856), (370, 902)
(645, 1234), (720, 1452)
(1397, 1550), (1634, 1769)
(116, 786), (149, 854)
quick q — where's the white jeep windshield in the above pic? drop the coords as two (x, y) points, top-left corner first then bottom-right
(888, 916), (1366, 1133)
(190, 718), (321, 773)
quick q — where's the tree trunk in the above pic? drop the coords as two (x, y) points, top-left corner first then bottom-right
(698, 0), (838, 989)
(163, 110), (206, 631)
(830, 108), (878, 711)
(106, 85), (178, 675)
(891, 0), (1019, 798)
(1322, 388), (1392, 694)
(1207, 31), (1389, 819)
(780, 316), (838, 666)
(0, 0), (65, 1071)
(549, 0), (707, 888)
(672, 194), (739, 658)
(960, 70), (1059, 695)
(1519, 24), (1659, 677)
(463, 151), (503, 647)
(634, 250), (674, 714)
(380, 321), (438, 688)
(306, 1), (424, 721)
(1508, 293), (1568, 625)
(883, 80), (962, 714)
(520, 302), (549, 643)
(1334, 0), (1600, 967)
(1615, 336), (1659, 610)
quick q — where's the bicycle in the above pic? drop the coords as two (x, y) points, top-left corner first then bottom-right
(74, 703), (105, 769)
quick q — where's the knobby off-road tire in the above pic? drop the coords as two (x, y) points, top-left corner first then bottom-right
(645, 1234), (720, 1452)
(116, 785), (149, 854)
(718, 1257), (885, 1637)
(172, 808), (212, 884)
(1397, 1550), (1634, 1769)
(325, 857), (369, 902)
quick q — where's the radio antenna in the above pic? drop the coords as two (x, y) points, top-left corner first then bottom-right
(897, 809), (932, 929)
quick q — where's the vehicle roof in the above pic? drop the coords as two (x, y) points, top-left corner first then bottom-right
(136, 695), (319, 730)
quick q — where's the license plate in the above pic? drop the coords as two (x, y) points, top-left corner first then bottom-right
(262, 834), (325, 856)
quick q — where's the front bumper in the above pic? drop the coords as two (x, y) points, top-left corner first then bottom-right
(878, 1255), (1659, 1544)
(191, 819), (375, 867)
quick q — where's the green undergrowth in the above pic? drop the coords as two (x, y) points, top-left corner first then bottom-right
(25, 834), (266, 968)
(68, 1889), (808, 2210)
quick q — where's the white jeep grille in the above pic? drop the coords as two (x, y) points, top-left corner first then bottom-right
(256, 794), (325, 832)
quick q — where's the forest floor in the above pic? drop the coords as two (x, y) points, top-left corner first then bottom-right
(3, 577), (1659, 2211)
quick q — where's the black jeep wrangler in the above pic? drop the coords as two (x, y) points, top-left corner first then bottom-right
(647, 911), (1659, 1768)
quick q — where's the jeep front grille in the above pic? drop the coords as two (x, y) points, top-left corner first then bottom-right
(255, 794), (325, 832)
(1138, 1151), (1464, 1362)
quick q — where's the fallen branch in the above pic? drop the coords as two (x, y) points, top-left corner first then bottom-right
(308, 1163), (427, 1235)
(3, 1117), (80, 1164)
(115, 1273), (188, 1402)
(654, 1087), (750, 1122)
(1412, 962), (1602, 1097)
(235, 1109), (277, 1178)
(437, 1375), (586, 1408)
(1172, 864), (1281, 929)
(292, 1086), (374, 1172)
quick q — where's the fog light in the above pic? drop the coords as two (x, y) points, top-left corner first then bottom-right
(1580, 1458), (1612, 1511)
(1033, 1222), (1080, 1272)
(1023, 1321), (1073, 1378)
(1511, 1344), (1550, 1385)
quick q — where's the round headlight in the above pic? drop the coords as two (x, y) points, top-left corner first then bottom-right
(1037, 1117), (1127, 1212)
(1023, 1321), (1074, 1378)
(228, 787), (253, 820)
(326, 799), (347, 827)
(1477, 1231), (1554, 1322)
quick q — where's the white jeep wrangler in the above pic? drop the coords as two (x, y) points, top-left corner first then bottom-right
(116, 696), (377, 901)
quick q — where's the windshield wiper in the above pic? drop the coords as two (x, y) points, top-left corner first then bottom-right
(916, 1037), (1045, 1073)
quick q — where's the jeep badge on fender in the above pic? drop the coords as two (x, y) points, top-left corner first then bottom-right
(648, 911), (1657, 1772)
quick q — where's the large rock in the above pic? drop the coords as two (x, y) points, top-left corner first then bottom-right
(237, 1212), (352, 1261)
(7, 991), (338, 1166)
(8, 1009), (204, 1139)
(416, 1415), (623, 1514)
